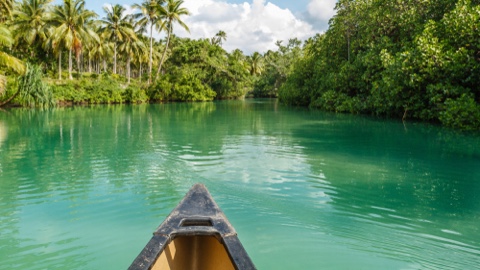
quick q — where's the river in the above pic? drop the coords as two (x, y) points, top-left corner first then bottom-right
(0, 100), (479, 269)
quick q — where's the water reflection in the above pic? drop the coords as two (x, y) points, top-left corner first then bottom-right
(0, 120), (6, 148)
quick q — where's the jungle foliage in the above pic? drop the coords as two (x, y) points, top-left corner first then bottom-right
(278, 0), (480, 130)
(50, 74), (148, 104)
(148, 37), (251, 101)
(0, 0), (256, 107)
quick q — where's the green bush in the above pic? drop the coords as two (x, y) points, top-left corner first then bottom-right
(17, 64), (56, 108)
(50, 78), (129, 104)
(439, 94), (480, 130)
(1, 64), (55, 108)
(148, 67), (216, 102)
(124, 85), (148, 103)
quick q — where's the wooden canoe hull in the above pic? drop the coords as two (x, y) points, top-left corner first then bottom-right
(128, 184), (256, 270)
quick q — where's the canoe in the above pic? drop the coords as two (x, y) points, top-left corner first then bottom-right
(128, 183), (256, 270)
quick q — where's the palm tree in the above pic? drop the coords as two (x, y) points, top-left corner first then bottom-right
(119, 33), (146, 83)
(0, 26), (24, 73)
(11, 0), (52, 59)
(214, 30), (227, 46)
(99, 4), (136, 75)
(132, 0), (165, 84)
(135, 43), (149, 81)
(49, 0), (99, 80)
(248, 52), (264, 76)
(0, 0), (14, 22)
(90, 34), (113, 73)
(230, 49), (244, 62)
(130, 23), (149, 82)
(0, 25), (25, 104)
(42, 26), (64, 79)
(119, 16), (148, 83)
(230, 48), (248, 72)
(154, 0), (189, 82)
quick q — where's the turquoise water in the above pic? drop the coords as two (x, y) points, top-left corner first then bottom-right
(0, 100), (479, 269)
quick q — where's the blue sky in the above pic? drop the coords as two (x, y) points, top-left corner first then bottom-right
(54, 0), (313, 14)
(53, 0), (337, 53)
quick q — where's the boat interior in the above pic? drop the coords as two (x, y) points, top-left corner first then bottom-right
(151, 235), (236, 270)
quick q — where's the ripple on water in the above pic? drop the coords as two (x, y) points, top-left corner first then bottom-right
(178, 154), (224, 170)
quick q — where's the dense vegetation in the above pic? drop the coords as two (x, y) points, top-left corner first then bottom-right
(1, 0), (479, 130)
(278, 0), (480, 130)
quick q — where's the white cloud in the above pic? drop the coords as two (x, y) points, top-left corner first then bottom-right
(168, 0), (316, 54)
(307, 0), (337, 21)
(102, 3), (136, 16)
(193, 1), (242, 23)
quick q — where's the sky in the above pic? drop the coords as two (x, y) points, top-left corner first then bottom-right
(54, 0), (338, 54)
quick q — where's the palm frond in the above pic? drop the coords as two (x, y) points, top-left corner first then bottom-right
(0, 74), (6, 96)
(0, 51), (26, 74)
(0, 25), (13, 47)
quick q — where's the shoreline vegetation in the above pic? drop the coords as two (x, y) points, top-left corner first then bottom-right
(1, 0), (479, 130)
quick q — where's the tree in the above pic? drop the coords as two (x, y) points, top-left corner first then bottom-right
(99, 4), (136, 75)
(148, 37), (251, 101)
(154, 0), (190, 82)
(211, 30), (226, 46)
(88, 25), (113, 74)
(0, 0), (13, 22)
(247, 52), (264, 76)
(0, 0), (14, 92)
(11, 0), (52, 60)
(252, 39), (303, 98)
(216, 30), (227, 46)
(49, 0), (99, 80)
(130, 31), (150, 82)
(119, 33), (146, 83)
(0, 24), (25, 97)
(133, 0), (166, 84)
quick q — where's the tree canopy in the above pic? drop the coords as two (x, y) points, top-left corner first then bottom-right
(278, 0), (480, 130)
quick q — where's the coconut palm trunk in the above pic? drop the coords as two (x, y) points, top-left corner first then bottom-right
(153, 0), (190, 82)
(155, 23), (171, 82)
(68, 48), (73, 79)
(58, 51), (62, 80)
(114, 42), (117, 74)
(76, 52), (82, 76)
(126, 55), (131, 83)
(132, 0), (165, 84)
(149, 24), (153, 84)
